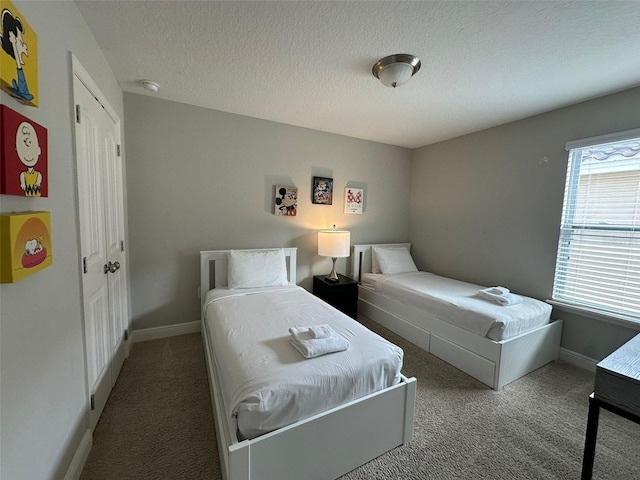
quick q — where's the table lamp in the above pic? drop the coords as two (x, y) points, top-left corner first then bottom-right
(318, 226), (350, 283)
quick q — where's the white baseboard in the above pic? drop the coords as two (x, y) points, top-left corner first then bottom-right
(559, 347), (597, 373)
(131, 320), (201, 344)
(63, 429), (92, 480)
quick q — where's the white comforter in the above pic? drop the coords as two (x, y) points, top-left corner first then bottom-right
(361, 272), (551, 341)
(203, 285), (403, 440)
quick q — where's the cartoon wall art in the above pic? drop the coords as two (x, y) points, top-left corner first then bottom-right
(0, 0), (38, 106)
(274, 185), (298, 216)
(0, 211), (52, 283)
(344, 187), (364, 214)
(312, 177), (333, 205)
(1, 105), (48, 196)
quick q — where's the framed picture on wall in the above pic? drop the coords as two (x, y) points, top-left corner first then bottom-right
(312, 176), (333, 205)
(344, 188), (363, 214)
(0, 0), (39, 106)
(0, 211), (52, 283)
(0, 105), (48, 196)
(274, 185), (298, 216)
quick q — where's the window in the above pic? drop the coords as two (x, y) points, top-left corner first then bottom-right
(552, 129), (640, 322)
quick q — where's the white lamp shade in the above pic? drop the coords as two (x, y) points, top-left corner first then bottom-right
(377, 62), (414, 88)
(318, 230), (350, 258)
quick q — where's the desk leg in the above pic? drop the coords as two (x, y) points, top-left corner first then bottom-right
(581, 394), (600, 480)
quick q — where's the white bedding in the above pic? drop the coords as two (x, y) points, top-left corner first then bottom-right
(203, 284), (403, 440)
(360, 272), (551, 341)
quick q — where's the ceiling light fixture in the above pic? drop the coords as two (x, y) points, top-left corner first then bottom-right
(140, 80), (160, 93)
(372, 54), (421, 88)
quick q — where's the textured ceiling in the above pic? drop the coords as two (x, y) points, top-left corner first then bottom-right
(75, 1), (640, 149)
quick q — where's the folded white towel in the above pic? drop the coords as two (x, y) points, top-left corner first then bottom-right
(289, 326), (350, 358)
(309, 324), (332, 339)
(482, 286), (510, 296)
(478, 287), (523, 306)
(289, 326), (313, 343)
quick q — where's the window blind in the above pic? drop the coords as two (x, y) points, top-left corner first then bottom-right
(552, 133), (640, 322)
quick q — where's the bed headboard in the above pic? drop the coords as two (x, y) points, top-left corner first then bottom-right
(351, 243), (411, 282)
(200, 248), (298, 312)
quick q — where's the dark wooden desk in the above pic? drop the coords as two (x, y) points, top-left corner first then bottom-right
(581, 333), (640, 480)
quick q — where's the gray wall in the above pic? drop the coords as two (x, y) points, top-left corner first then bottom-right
(0, 2), (125, 479)
(124, 93), (412, 331)
(409, 86), (640, 361)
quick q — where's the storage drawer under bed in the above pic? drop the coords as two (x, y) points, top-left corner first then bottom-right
(430, 334), (496, 387)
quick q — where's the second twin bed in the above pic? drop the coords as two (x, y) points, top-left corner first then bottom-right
(352, 243), (562, 390)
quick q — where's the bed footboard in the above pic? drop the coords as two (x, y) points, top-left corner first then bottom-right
(225, 375), (416, 480)
(203, 317), (416, 480)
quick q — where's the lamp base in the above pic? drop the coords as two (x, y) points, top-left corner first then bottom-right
(325, 257), (339, 283)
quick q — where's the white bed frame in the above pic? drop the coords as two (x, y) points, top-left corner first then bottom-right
(352, 244), (562, 390)
(200, 248), (417, 480)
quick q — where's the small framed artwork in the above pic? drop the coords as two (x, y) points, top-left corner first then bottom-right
(344, 188), (364, 214)
(0, 105), (48, 196)
(312, 176), (333, 205)
(0, 211), (52, 283)
(274, 185), (298, 216)
(0, 0), (39, 106)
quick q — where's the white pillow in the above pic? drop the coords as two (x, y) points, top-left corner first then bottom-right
(228, 249), (288, 289)
(371, 250), (383, 274)
(373, 247), (418, 275)
(371, 246), (410, 274)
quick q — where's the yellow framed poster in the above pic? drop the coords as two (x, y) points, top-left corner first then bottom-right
(0, 211), (52, 283)
(0, 0), (38, 106)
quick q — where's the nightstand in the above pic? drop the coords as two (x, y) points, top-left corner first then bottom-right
(313, 274), (358, 319)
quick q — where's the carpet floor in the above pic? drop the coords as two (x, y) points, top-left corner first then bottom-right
(80, 316), (640, 480)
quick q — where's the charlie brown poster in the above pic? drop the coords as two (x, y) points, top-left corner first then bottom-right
(1, 105), (48, 196)
(0, 0), (38, 106)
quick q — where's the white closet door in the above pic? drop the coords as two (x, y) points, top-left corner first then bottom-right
(73, 59), (129, 431)
(101, 99), (127, 381)
(75, 81), (110, 390)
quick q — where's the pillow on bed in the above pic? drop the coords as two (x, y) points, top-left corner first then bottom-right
(228, 249), (288, 289)
(371, 245), (411, 274)
(373, 247), (418, 275)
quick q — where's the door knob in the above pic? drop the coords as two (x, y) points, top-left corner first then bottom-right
(107, 261), (120, 273)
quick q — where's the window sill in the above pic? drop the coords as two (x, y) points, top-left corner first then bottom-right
(546, 300), (640, 331)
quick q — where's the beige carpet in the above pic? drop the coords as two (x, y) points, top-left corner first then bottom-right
(80, 317), (640, 480)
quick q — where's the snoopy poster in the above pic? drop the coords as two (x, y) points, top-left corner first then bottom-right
(1, 105), (48, 196)
(0, 0), (38, 106)
(0, 211), (52, 283)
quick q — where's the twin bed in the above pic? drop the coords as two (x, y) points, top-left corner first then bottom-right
(352, 243), (562, 390)
(200, 248), (416, 480)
